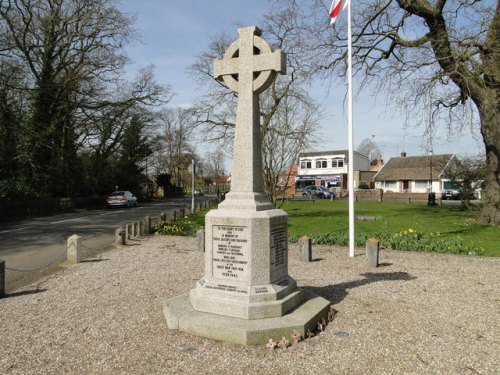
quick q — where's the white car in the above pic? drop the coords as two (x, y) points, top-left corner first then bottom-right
(106, 191), (138, 208)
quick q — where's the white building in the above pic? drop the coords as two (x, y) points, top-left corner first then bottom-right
(374, 153), (455, 193)
(296, 150), (370, 190)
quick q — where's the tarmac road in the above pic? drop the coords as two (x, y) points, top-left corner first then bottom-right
(0, 197), (211, 291)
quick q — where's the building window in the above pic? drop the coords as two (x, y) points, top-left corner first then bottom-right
(332, 158), (344, 168)
(301, 160), (312, 169)
(383, 180), (397, 190)
(316, 159), (327, 168)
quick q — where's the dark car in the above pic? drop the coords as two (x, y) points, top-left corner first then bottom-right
(106, 191), (138, 208)
(302, 185), (335, 199)
(441, 189), (461, 200)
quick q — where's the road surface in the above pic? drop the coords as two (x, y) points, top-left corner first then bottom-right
(0, 197), (211, 291)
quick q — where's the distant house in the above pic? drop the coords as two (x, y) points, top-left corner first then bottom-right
(296, 150), (370, 190)
(374, 152), (455, 193)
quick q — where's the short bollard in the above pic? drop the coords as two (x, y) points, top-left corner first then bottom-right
(115, 227), (122, 244)
(299, 236), (312, 262)
(366, 238), (380, 268)
(144, 216), (151, 235)
(125, 224), (130, 242)
(407, 197), (411, 204)
(67, 234), (82, 264)
(197, 229), (205, 252)
(0, 259), (5, 297)
(134, 222), (140, 237)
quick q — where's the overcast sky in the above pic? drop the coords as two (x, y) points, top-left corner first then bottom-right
(118, 0), (483, 168)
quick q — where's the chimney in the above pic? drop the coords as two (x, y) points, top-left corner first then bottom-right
(400, 152), (407, 158)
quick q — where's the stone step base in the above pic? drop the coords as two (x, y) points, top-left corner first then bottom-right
(163, 288), (330, 345)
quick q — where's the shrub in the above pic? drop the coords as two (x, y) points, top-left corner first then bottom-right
(290, 228), (484, 256)
(153, 219), (200, 237)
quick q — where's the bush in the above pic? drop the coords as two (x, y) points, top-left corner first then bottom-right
(153, 219), (201, 236)
(0, 178), (38, 201)
(290, 228), (484, 256)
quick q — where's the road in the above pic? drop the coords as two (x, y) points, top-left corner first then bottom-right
(0, 197), (211, 291)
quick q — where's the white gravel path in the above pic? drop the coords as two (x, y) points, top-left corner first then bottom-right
(1, 235), (499, 374)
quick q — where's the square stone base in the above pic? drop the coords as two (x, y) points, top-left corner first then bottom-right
(163, 288), (331, 345)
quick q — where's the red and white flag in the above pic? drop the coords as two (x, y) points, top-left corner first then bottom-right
(329, 0), (347, 24)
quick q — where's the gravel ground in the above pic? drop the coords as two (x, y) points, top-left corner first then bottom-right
(1, 235), (499, 374)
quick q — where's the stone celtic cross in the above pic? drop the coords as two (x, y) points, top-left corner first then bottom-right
(214, 26), (286, 196)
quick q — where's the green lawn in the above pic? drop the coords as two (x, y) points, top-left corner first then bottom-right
(284, 200), (499, 257)
(190, 199), (500, 257)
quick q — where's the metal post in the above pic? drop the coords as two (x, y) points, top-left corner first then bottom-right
(191, 159), (195, 212)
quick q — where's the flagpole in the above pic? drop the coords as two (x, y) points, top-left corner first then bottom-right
(347, 0), (355, 257)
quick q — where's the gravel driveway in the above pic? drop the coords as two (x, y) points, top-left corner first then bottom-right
(1, 235), (498, 374)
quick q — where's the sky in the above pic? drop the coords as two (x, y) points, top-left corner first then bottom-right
(118, 0), (484, 171)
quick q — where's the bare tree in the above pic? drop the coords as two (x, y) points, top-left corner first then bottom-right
(152, 108), (196, 188)
(357, 137), (382, 163)
(261, 84), (321, 205)
(269, 0), (499, 224)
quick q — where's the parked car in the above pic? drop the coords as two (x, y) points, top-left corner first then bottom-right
(302, 185), (335, 199)
(441, 189), (461, 200)
(194, 189), (204, 196)
(106, 191), (138, 208)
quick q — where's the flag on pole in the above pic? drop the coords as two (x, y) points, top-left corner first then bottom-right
(329, 0), (347, 24)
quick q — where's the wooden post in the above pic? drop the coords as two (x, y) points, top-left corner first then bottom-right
(299, 236), (312, 262)
(378, 188), (383, 203)
(197, 229), (205, 252)
(366, 238), (380, 268)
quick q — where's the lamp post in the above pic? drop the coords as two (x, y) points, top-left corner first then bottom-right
(428, 150), (435, 206)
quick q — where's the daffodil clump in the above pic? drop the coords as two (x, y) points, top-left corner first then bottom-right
(154, 220), (200, 237)
(289, 228), (484, 256)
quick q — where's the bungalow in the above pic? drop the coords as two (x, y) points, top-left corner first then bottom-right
(374, 152), (455, 193)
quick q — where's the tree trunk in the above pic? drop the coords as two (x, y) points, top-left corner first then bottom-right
(479, 96), (500, 225)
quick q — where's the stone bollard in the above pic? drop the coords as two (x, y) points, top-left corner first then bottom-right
(125, 224), (130, 242)
(299, 236), (312, 262)
(144, 216), (151, 235)
(119, 226), (126, 245)
(378, 189), (383, 203)
(115, 227), (123, 244)
(197, 229), (205, 252)
(407, 197), (411, 204)
(67, 234), (82, 264)
(0, 259), (5, 297)
(438, 197), (442, 205)
(366, 238), (380, 268)
(134, 222), (140, 237)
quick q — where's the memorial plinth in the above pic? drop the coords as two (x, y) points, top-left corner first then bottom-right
(163, 26), (330, 345)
